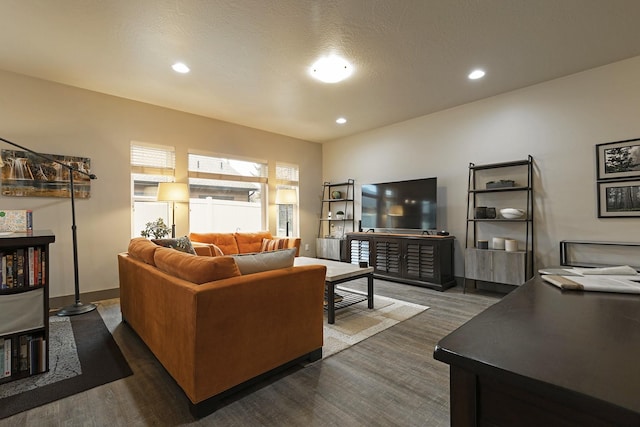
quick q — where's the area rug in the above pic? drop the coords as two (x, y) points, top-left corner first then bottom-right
(322, 288), (429, 359)
(0, 308), (132, 420)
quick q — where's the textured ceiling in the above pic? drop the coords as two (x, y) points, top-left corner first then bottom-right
(2, 0), (640, 142)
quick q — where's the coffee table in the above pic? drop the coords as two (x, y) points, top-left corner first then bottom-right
(294, 256), (374, 324)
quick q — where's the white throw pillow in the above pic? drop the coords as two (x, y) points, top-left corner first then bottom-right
(231, 248), (296, 275)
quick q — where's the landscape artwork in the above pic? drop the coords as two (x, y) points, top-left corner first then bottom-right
(0, 149), (91, 198)
(596, 139), (640, 180)
(598, 180), (640, 218)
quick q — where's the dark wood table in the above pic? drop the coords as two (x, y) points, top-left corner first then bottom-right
(434, 276), (640, 426)
(294, 257), (374, 324)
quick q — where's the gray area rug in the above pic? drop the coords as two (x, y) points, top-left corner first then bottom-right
(323, 288), (429, 358)
(0, 308), (132, 420)
(0, 317), (82, 399)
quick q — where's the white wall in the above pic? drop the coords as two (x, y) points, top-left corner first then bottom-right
(0, 70), (322, 298)
(323, 56), (640, 276)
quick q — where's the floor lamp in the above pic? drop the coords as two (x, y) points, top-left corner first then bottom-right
(0, 137), (98, 316)
(275, 188), (297, 236)
(156, 182), (190, 238)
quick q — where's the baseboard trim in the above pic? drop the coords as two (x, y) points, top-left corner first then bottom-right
(49, 288), (120, 312)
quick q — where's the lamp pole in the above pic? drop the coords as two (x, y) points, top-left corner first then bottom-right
(0, 137), (97, 316)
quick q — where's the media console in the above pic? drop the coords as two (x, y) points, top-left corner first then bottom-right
(346, 232), (456, 291)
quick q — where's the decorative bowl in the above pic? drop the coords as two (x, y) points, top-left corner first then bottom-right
(500, 208), (525, 219)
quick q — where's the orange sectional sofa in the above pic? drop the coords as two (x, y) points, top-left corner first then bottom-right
(118, 237), (325, 417)
(189, 231), (301, 257)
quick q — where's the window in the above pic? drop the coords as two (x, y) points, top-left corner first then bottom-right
(275, 163), (299, 237)
(130, 143), (175, 237)
(188, 152), (268, 233)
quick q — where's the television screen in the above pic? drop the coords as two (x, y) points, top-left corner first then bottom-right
(361, 177), (437, 230)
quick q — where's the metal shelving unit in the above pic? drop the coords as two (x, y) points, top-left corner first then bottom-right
(464, 156), (534, 292)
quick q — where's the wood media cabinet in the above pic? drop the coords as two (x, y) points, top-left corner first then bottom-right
(346, 232), (455, 291)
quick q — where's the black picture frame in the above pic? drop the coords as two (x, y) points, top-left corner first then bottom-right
(597, 179), (640, 218)
(596, 138), (640, 181)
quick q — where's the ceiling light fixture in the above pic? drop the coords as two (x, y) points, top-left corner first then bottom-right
(172, 62), (190, 74)
(310, 55), (353, 83)
(468, 69), (485, 80)
(336, 117), (347, 124)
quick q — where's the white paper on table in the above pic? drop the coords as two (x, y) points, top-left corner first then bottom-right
(542, 274), (640, 294)
(569, 265), (639, 276)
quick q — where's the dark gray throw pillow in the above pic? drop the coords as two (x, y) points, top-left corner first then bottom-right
(151, 236), (197, 255)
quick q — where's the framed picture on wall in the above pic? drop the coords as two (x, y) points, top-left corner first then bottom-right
(596, 138), (640, 181)
(0, 149), (92, 198)
(597, 179), (640, 218)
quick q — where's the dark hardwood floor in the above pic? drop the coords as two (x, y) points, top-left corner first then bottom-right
(1, 279), (500, 427)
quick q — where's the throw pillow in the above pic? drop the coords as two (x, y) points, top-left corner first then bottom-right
(260, 238), (288, 252)
(151, 236), (197, 255)
(231, 248), (296, 275)
(234, 231), (273, 254)
(154, 247), (241, 284)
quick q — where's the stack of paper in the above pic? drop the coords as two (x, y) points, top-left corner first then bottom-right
(541, 265), (640, 294)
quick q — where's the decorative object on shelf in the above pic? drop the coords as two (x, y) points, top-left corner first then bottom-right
(0, 137), (97, 316)
(492, 237), (505, 250)
(0, 148), (92, 198)
(335, 210), (345, 220)
(486, 207), (497, 219)
(595, 138), (640, 181)
(140, 217), (170, 239)
(331, 190), (342, 199)
(0, 209), (33, 231)
(486, 179), (515, 189)
(505, 239), (518, 252)
(156, 182), (190, 238)
(477, 240), (489, 249)
(474, 206), (487, 219)
(500, 208), (525, 219)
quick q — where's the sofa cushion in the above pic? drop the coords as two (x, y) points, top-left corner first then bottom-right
(154, 247), (241, 284)
(260, 238), (289, 252)
(234, 231), (273, 253)
(231, 248), (296, 275)
(190, 233), (240, 255)
(128, 237), (158, 266)
(151, 236), (197, 255)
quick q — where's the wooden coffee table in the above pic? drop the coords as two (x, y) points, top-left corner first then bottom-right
(294, 257), (374, 324)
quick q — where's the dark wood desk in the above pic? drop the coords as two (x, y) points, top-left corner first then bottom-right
(434, 276), (640, 426)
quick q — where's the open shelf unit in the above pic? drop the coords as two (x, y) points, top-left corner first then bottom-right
(0, 230), (55, 384)
(317, 179), (355, 261)
(464, 156), (534, 292)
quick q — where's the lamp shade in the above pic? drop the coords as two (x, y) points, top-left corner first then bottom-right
(275, 188), (297, 205)
(157, 182), (190, 202)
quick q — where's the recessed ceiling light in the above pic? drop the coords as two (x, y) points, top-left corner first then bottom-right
(310, 55), (353, 83)
(336, 117), (347, 124)
(172, 62), (190, 74)
(468, 69), (485, 80)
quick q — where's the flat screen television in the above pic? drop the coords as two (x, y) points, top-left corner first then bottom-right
(361, 177), (437, 231)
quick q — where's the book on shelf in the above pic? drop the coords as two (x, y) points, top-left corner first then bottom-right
(0, 210), (33, 232)
(28, 336), (46, 374)
(0, 247), (46, 288)
(2, 338), (11, 377)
